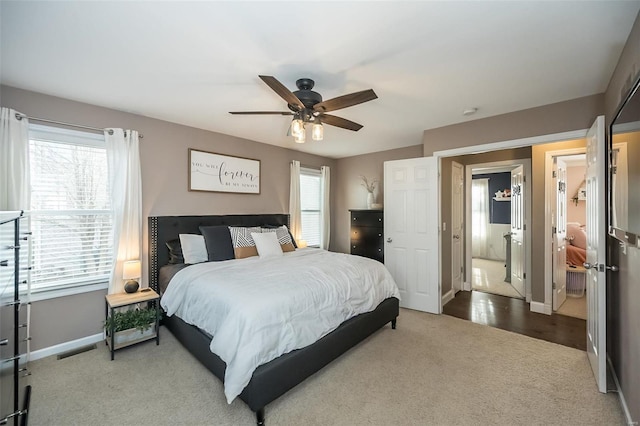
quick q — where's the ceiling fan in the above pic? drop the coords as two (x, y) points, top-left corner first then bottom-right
(229, 75), (378, 143)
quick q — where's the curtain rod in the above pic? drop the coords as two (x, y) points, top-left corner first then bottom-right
(14, 113), (144, 138)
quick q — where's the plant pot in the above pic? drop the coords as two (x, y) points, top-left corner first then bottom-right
(114, 326), (154, 345)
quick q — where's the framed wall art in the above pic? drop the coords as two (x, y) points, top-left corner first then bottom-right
(188, 148), (261, 194)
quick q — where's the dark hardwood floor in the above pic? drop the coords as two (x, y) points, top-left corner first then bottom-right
(443, 290), (586, 351)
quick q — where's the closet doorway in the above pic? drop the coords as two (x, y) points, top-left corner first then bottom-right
(466, 160), (529, 300)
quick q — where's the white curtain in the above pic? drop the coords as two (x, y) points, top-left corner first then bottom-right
(106, 129), (142, 294)
(0, 108), (30, 210)
(320, 166), (330, 250)
(471, 178), (489, 258)
(289, 160), (302, 243)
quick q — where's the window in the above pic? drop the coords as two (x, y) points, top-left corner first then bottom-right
(28, 124), (113, 294)
(300, 168), (322, 247)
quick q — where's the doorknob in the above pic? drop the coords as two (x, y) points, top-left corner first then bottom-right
(453, 234), (460, 239)
(387, 238), (393, 243)
(583, 262), (619, 272)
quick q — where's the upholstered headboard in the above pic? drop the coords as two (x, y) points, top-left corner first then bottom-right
(148, 214), (289, 293)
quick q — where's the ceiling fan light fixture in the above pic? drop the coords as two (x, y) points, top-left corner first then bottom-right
(312, 121), (323, 141)
(291, 117), (304, 138)
(294, 129), (306, 144)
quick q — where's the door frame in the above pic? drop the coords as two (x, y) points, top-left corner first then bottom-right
(462, 159), (531, 301)
(434, 128), (589, 313)
(544, 147), (586, 314)
(451, 161), (464, 294)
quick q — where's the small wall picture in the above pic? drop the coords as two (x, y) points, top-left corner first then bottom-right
(189, 149), (260, 194)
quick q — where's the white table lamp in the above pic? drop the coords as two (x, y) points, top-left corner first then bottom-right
(123, 260), (141, 293)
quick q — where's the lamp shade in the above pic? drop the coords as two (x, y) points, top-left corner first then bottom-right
(312, 122), (323, 141)
(291, 118), (304, 138)
(122, 260), (141, 280)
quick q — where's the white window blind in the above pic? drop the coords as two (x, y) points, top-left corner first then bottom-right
(300, 168), (322, 247)
(28, 124), (113, 292)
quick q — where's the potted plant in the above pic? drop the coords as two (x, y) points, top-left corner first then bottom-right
(105, 307), (157, 346)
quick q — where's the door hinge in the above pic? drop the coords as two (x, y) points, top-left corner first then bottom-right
(460, 266), (463, 273)
(523, 224), (526, 231)
(524, 272), (526, 279)
(552, 226), (556, 234)
(552, 171), (557, 178)
(612, 165), (617, 175)
(552, 281), (556, 290)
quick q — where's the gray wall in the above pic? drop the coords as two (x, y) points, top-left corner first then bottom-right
(422, 94), (603, 156)
(333, 145), (423, 254)
(604, 9), (640, 423)
(1, 85), (337, 351)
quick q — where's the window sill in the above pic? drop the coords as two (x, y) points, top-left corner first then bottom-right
(25, 281), (108, 302)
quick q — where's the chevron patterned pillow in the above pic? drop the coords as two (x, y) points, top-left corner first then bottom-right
(228, 226), (262, 259)
(261, 225), (295, 252)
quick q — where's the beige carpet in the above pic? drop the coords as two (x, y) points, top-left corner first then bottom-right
(556, 295), (588, 320)
(472, 258), (523, 299)
(28, 309), (624, 425)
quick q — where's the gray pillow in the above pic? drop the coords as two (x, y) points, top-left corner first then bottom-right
(165, 239), (184, 264)
(199, 225), (235, 261)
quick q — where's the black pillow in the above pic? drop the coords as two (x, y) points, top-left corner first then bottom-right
(199, 225), (235, 261)
(166, 239), (184, 264)
(261, 224), (298, 248)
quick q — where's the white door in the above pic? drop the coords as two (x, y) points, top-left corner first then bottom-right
(510, 165), (526, 297)
(451, 161), (464, 293)
(585, 115), (607, 393)
(552, 158), (568, 311)
(384, 157), (440, 314)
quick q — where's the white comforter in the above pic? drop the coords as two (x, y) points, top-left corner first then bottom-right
(160, 248), (400, 403)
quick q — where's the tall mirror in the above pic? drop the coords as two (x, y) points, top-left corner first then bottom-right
(610, 74), (640, 241)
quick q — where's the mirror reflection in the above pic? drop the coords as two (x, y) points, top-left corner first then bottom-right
(611, 79), (640, 236)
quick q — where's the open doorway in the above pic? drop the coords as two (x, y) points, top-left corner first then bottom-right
(548, 152), (588, 320)
(469, 164), (524, 299)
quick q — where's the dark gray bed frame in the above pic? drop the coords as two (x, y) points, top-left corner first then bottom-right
(149, 214), (399, 425)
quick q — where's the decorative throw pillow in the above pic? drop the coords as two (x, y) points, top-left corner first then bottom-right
(228, 226), (262, 259)
(251, 232), (283, 259)
(166, 239), (184, 264)
(199, 225), (235, 261)
(261, 225), (295, 252)
(179, 234), (208, 264)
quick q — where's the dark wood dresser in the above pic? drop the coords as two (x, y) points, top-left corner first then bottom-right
(349, 209), (383, 263)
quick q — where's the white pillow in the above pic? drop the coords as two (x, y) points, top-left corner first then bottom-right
(251, 232), (283, 259)
(179, 234), (208, 264)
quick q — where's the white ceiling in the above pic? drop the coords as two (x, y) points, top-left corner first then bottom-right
(1, 1), (639, 159)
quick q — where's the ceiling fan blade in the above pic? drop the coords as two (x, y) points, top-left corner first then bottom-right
(259, 75), (305, 111)
(229, 111), (294, 115)
(320, 114), (363, 131)
(313, 89), (377, 113)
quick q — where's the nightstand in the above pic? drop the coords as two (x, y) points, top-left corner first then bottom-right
(105, 289), (160, 360)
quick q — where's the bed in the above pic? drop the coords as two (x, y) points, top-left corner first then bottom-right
(566, 222), (587, 267)
(148, 214), (400, 425)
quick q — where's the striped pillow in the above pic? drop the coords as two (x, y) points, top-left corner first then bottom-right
(261, 225), (295, 252)
(228, 226), (262, 259)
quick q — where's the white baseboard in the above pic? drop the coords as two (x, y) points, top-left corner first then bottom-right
(530, 301), (551, 315)
(442, 289), (455, 306)
(607, 356), (635, 425)
(30, 333), (104, 361)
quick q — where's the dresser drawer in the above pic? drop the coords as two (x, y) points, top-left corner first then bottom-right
(350, 210), (383, 227)
(351, 243), (384, 262)
(350, 226), (383, 245)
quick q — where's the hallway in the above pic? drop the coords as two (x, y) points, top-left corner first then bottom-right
(443, 290), (586, 351)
